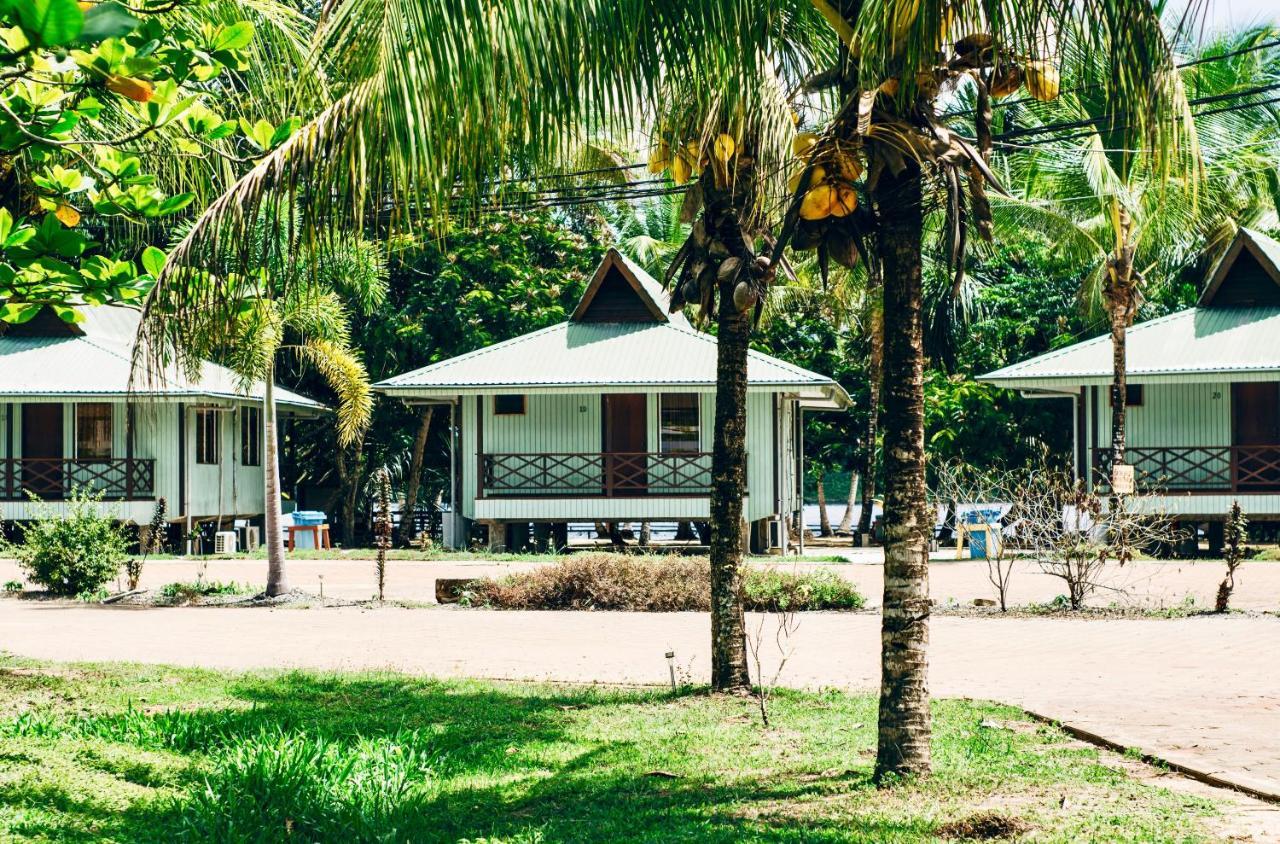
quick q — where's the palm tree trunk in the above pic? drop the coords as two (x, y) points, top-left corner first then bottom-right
(1109, 304), (1127, 469)
(398, 406), (434, 545)
(816, 473), (833, 537)
(873, 166), (932, 780)
(338, 436), (365, 545)
(1104, 208), (1138, 474)
(704, 172), (754, 694)
(857, 289), (883, 540)
(263, 365), (289, 597)
(838, 473), (857, 533)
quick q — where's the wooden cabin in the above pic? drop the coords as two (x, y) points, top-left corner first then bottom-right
(0, 305), (323, 530)
(375, 249), (851, 551)
(981, 226), (1280, 522)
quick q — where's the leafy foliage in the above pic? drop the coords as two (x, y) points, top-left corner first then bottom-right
(0, 0), (307, 322)
(4, 488), (128, 595)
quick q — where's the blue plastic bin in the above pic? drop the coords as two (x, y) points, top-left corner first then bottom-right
(293, 510), (327, 526)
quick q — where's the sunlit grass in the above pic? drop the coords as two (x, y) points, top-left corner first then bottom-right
(0, 657), (1215, 842)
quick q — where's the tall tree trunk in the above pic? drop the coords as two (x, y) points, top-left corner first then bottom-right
(873, 166), (932, 780)
(704, 173), (755, 695)
(1104, 205), (1139, 474)
(263, 365), (289, 596)
(398, 406), (435, 545)
(336, 436), (366, 546)
(816, 473), (833, 537)
(838, 473), (858, 533)
(857, 287), (883, 540)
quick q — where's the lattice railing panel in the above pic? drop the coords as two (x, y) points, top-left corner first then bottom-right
(0, 458), (156, 501)
(481, 452), (719, 497)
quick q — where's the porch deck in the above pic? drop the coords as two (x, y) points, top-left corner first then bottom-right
(0, 457), (156, 502)
(1092, 446), (1280, 493)
(479, 451), (720, 498)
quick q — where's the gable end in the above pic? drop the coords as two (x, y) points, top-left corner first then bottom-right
(1199, 229), (1280, 307)
(571, 249), (667, 323)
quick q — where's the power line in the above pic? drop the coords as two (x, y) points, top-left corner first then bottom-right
(947, 36), (1280, 119)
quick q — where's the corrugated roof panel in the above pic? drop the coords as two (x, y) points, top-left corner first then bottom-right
(0, 306), (324, 409)
(376, 319), (843, 392)
(981, 306), (1280, 385)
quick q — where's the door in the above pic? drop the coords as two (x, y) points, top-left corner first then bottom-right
(602, 393), (647, 494)
(22, 403), (64, 499)
(1232, 383), (1280, 489)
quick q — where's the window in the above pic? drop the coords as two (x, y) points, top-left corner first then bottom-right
(195, 409), (221, 464)
(241, 407), (262, 466)
(494, 394), (526, 415)
(1111, 384), (1144, 407)
(76, 403), (112, 460)
(659, 394), (700, 453)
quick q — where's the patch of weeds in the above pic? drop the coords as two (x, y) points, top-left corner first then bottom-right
(937, 811), (1031, 840)
(158, 581), (252, 603)
(3, 580), (21, 594)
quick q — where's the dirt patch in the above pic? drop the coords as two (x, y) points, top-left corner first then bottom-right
(936, 811), (1031, 840)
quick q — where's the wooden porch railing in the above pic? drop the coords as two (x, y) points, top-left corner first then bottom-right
(1091, 446), (1280, 493)
(480, 452), (723, 497)
(0, 458), (156, 501)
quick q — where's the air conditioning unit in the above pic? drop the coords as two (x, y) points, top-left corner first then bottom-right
(214, 530), (238, 555)
(238, 525), (260, 552)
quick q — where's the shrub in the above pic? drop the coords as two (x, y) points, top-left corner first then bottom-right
(464, 554), (864, 612)
(742, 568), (865, 611)
(5, 489), (128, 596)
(159, 580), (249, 602)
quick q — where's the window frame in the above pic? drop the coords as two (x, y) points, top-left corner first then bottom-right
(75, 402), (113, 461)
(493, 394), (527, 416)
(241, 406), (262, 467)
(658, 393), (701, 454)
(195, 408), (221, 465)
(1112, 384), (1144, 407)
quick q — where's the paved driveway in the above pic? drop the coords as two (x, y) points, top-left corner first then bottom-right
(4, 553), (1276, 611)
(1, 597), (1277, 800)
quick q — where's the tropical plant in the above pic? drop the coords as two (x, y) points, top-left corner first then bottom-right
(164, 225), (387, 596)
(983, 26), (1280, 475)
(141, 0), (1197, 780)
(5, 488), (129, 596)
(0, 0), (312, 325)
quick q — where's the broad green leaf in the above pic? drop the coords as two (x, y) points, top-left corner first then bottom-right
(0, 208), (12, 246)
(213, 21), (253, 52)
(1, 302), (42, 324)
(79, 2), (138, 43)
(52, 304), (84, 323)
(16, 0), (83, 47)
(157, 192), (194, 216)
(140, 245), (165, 277)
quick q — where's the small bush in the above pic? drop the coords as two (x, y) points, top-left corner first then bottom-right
(743, 568), (864, 611)
(159, 580), (250, 602)
(4, 489), (128, 596)
(464, 554), (864, 612)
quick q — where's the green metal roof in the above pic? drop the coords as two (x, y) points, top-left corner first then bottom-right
(375, 250), (850, 409)
(981, 306), (1280, 389)
(0, 306), (324, 411)
(982, 226), (1280, 391)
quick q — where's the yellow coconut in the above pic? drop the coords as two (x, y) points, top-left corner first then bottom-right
(1025, 60), (1060, 101)
(647, 141), (671, 174)
(684, 140), (704, 172)
(800, 184), (837, 221)
(829, 183), (858, 218)
(892, 0), (922, 43)
(714, 133), (736, 162)
(831, 151), (862, 181)
(788, 164), (826, 194)
(792, 132), (819, 159)
(670, 155), (692, 185)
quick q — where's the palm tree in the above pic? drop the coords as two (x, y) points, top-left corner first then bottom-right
(145, 0), (1197, 776)
(770, 0), (1195, 780)
(160, 230), (387, 595)
(989, 26), (1280, 479)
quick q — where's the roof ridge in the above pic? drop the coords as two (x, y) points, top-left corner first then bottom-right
(376, 322), (571, 386)
(633, 318), (832, 383)
(987, 309), (1193, 376)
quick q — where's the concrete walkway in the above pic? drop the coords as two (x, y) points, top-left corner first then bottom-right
(1, 597), (1277, 801)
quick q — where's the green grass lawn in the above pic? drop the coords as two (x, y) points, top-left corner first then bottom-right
(0, 657), (1213, 843)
